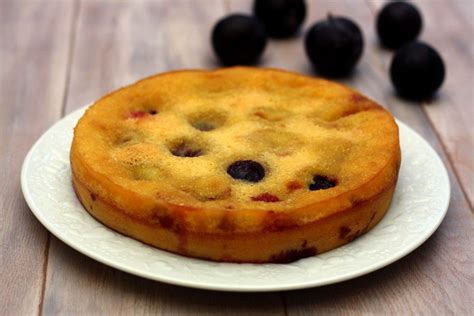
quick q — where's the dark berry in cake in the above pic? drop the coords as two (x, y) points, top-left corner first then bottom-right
(309, 175), (337, 191)
(227, 160), (265, 183)
(171, 142), (203, 157)
(211, 14), (267, 66)
(390, 42), (445, 100)
(253, 0), (306, 38)
(376, 1), (422, 49)
(305, 15), (364, 77)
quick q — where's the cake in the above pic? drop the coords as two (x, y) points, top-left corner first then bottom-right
(71, 67), (401, 263)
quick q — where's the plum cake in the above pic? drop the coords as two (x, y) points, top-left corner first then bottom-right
(71, 67), (401, 263)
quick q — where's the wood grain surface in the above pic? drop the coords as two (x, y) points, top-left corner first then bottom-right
(1, 0), (473, 315)
(0, 1), (76, 315)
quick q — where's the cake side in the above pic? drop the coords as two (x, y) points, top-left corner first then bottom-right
(72, 170), (396, 263)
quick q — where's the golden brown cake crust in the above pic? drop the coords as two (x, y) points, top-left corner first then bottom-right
(71, 67), (401, 263)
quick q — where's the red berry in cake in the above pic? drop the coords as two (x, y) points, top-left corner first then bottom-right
(129, 111), (147, 119)
(251, 193), (280, 202)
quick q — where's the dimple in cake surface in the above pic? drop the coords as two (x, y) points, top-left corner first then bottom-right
(71, 67), (401, 263)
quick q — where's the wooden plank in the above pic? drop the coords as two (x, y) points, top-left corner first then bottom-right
(63, 0), (223, 113)
(369, 0), (474, 206)
(279, 0), (474, 314)
(284, 189), (474, 315)
(415, 0), (474, 207)
(226, 0), (309, 73)
(452, 0), (474, 31)
(46, 238), (284, 315)
(0, 1), (76, 314)
(226, 0), (473, 313)
(226, 0), (448, 132)
(38, 0), (473, 314)
(42, 1), (284, 314)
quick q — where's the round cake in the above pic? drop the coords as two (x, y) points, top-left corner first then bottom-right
(71, 67), (401, 263)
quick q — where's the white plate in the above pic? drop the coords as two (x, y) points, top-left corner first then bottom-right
(21, 106), (450, 292)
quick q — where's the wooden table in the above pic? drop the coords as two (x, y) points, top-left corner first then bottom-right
(1, 0), (473, 314)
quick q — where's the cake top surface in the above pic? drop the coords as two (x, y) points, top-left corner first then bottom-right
(72, 67), (399, 214)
